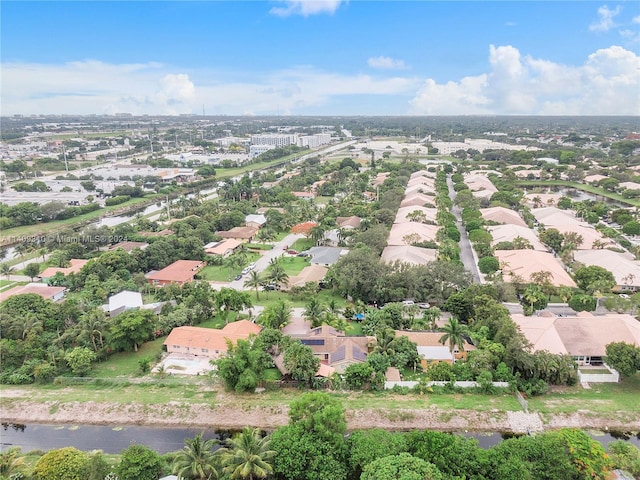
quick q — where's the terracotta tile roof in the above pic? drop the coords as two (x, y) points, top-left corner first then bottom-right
(108, 241), (149, 252)
(215, 226), (258, 239)
(1, 283), (66, 302)
(495, 250), (577, 287)
(291, 222), (317, 235)
(147, 260), (206, 283)
(39, 259), (89, 278)
(163, 320), (262, 353)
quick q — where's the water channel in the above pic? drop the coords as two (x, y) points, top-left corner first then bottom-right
(1, 423), (638, 454)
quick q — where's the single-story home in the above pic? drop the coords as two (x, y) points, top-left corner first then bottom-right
(215, 226), (258, 243)
(288, 324), (373, 374)
(495, 250), (577, 287)
(306, 246), (348, 266)
(387, 222), (440, 246)
(108, 241), (149, 253)
(163, 320), (262, 360)
(38, 259), (89, 281)
(511, 311), (640, 365)
(394, 206), (438, 224)
(488, 224), (547, 251)
(531, 206), (582, 226)
(147, 260), (206, 286)
(380, 245), (438, 266)
(204, 239), (242, 257)
(138, 229), (174, 237)
(573, 249), (640, 292)
(400, 193), (436, 208)
(0, 283), (66, 303)
(288, 265), (329, 288)
(101, 290), (167, 318)
(549, 224), (614, 250)
(292, 191), (315, 200)
(395, 330), (475, 366)
(522, 193), (563, 208)
(245, 214), (267, 229)
(480, 207), (527, 227)
(291, 221), (317, 235)
(336, 216), (362, 229)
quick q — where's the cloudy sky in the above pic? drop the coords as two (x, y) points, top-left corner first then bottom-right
(2, 1), (639, 116)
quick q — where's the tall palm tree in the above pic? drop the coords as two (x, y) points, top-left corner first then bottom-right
(303, 297), (325, 328)
(79, 309), (108, 352)
(0, 263), (14, 281)
(265, 263), (289, 288)
(244, 271), (263, 301)
(172, 432), (221, 480)
(218, 427), (275, 480)
(439, 317), (469, 362)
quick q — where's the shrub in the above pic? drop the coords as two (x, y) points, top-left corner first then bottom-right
(478, 256), (500, 274)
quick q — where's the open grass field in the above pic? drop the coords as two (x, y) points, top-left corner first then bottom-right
(199, 252), (261, 281)
(290, 238), (314, 252)
(278, 256), (311, 276)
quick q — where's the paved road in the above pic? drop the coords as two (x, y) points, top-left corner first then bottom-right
(446, 174), (482, 283)
(217, 233), (305, 291)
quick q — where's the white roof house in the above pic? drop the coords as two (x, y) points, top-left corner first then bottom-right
(105, 290), (144, 316)
(245, 214), (267, 228)
(387, 223), (440, 246)
(531, 207), (582, 226)
(394, 206), (438, 224)
(381, 246), (438, 266)
(573, 249), (640, 291)
(480, 207), (527, 227)
(488, 224), (547, 251)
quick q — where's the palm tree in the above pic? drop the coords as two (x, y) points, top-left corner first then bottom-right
(373, 327), (396, 356)
(303, 297), (325, 328)
(79, 309), (108, 352)
(265, 263), (289, 289)
(172, 432), (221, 480)
(244, 271), (263, 300)
(0, 263), (14, 281)
(439, 317), (469, 362)
(218, 427), (275, 480)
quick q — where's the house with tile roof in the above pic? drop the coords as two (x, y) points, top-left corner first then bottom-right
(480, 206), (527, 227)
(1, 283), (66, 303)
(147, 260), (206, 286)
(163, 320), (262, 359)
(511, 311), (640, 366)
(381, 245), (438, 266)
(573, 249), (640, 292)
(495, 250), (577, 287)
(38, 259), (89, 281)
(215, 226), (258, 243)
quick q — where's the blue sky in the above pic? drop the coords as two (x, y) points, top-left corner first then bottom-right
(2, 1), (639, 115)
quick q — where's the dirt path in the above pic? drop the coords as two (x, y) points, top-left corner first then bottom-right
(2, 397), (639, 434)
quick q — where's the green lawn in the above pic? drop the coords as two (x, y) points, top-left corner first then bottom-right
(345, 321), (363, 336)
(279, 256), (311, 276)
(290, 238), (314, 252)
(91, 337), (167, 378)
(200, 252), (261, 282)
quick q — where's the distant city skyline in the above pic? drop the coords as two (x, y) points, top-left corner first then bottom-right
(1, 1), (639, 116)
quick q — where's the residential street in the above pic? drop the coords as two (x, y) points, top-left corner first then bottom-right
(446, 174), (482, 283)
(220, 232), (305, 290)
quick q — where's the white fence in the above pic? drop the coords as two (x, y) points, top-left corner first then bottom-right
(385, 380), (510, 390)
(578, 364), (620, 383)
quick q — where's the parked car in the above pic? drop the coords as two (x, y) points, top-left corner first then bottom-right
(402, 300), (415, 306)
(418, 303), (431, 309)
(287, 250), (299, 255)
(264, 283), (281, 291)
(234, 274), (243, 281)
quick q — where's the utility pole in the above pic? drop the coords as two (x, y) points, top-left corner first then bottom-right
(62, 144), (69, 172)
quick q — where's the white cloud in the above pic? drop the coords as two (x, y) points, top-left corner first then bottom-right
(269, 0), (344, 17)
(633, 16), (640, 24)
(409, 44), (640, 115)
(589, 5), (622, 32)
(367, 56), (407, 70)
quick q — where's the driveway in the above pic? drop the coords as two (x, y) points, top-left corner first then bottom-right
(225, 233), (305, 290)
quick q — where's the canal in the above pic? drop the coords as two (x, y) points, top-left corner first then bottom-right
(1, 423), (638, 454)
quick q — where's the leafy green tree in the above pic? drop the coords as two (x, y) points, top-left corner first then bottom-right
(283, 340), (320, 386)
(344, 362), (375, 390)
(608, 440), (640, 478)
(478, 256), (499, 274)
(361, 453), (445, 480)
(574, 265), (616, 294)
(116, 444), (164, 480)
(219, 427), (275, 480)
(521, 283), (548, 314)
(568, 294), (597, 312)
(539, 228), (564, 252)
(217, 288), (252, 324)
(347, 429), (408, 479)
(555, 428), (613, 479)
(442, 293), (473, 323)
(33, 447), (89, 480)
(108, 309), (156, 352)
(216, 338), (273, 392)
(64, 346), (97, 376)
(605, 342), (640, 378)
(289, 392), (346, 444)
(23, 262), (41, 281)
